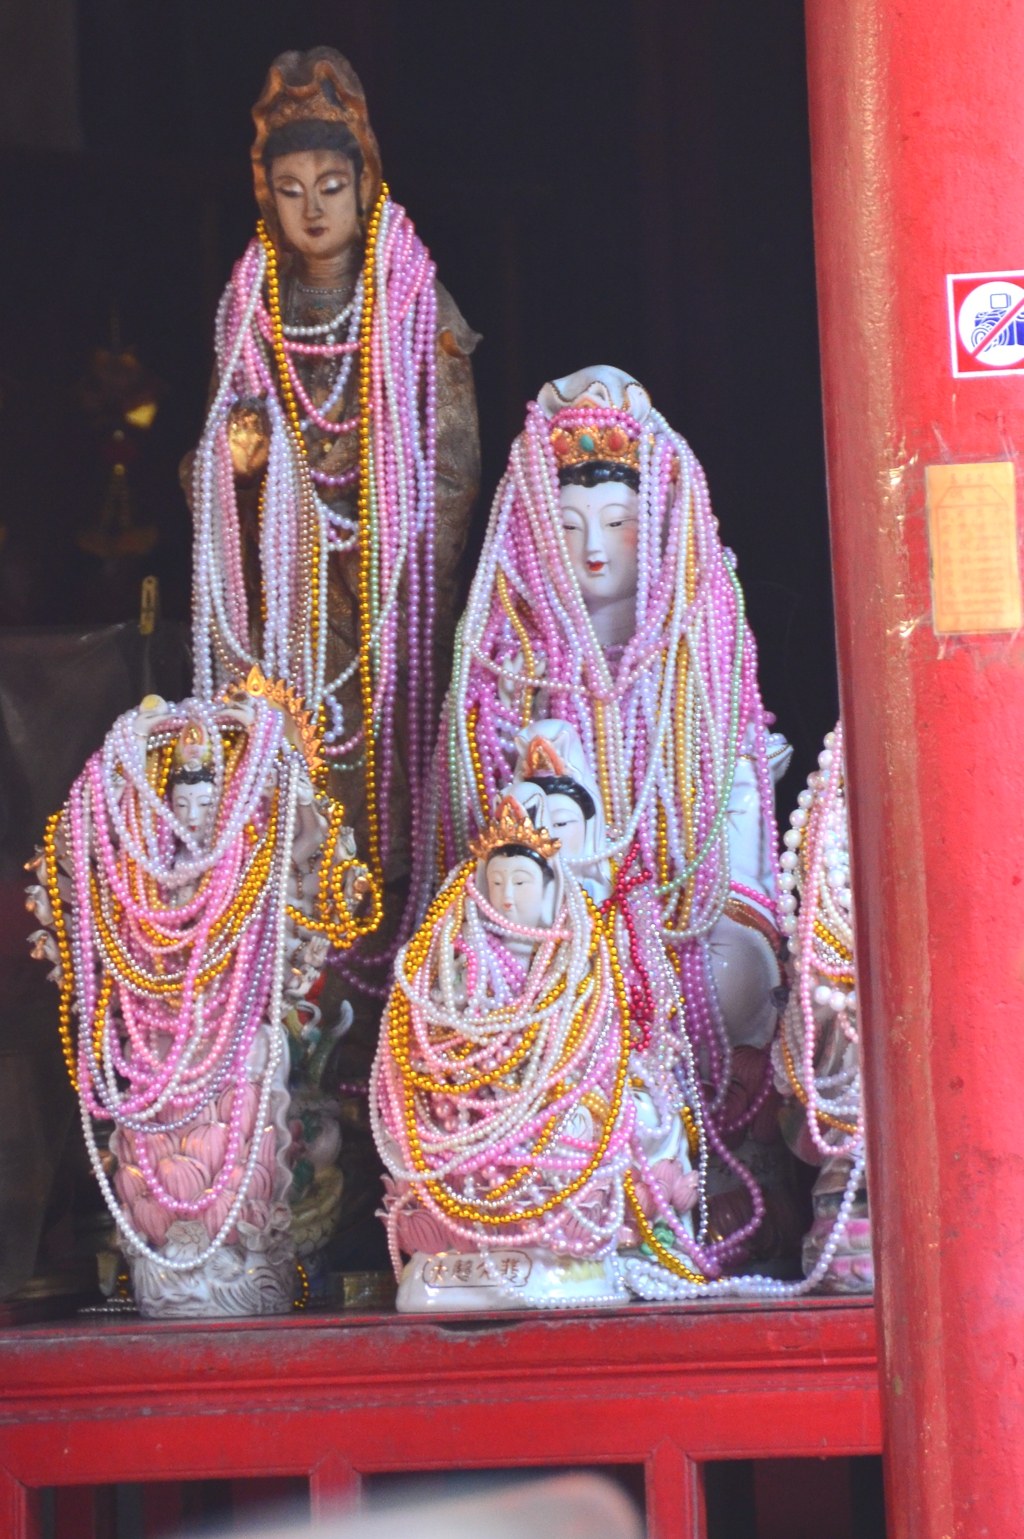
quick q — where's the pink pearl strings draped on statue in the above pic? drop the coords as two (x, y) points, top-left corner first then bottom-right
(66, 699), (298, 1271)
(422, 395), (779, 1183)
(191, 194), (439, 992)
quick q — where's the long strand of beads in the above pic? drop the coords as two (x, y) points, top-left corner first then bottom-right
(189, 192), (441, 993)
(619, 1145), (866, 1302)
(775, 722), (863, 1153)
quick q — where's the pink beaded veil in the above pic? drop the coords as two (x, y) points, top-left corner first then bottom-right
(420, 370), (781, 1151)
(192, 48), (441, 993)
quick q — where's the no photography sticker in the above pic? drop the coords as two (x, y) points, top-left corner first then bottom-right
(947, 270), (1024, 377)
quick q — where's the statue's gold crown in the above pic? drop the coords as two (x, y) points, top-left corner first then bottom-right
(469, 794), (561, 864)
(549, 420), (640, 473)
(237, 667), (327, 786)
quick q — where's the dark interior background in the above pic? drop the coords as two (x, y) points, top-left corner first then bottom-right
(0, 0), (837, 795)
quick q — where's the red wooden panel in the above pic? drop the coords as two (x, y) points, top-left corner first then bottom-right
(0, 1469), (40, 1539)
(310, 1451), (359, 1521)
(0, 1301), (878, 1409)
(647, 1442), (703, 1539)
(0, 1302), (880, 1539)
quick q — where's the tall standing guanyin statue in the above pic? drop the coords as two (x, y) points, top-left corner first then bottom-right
(184, 47), (481, 1033)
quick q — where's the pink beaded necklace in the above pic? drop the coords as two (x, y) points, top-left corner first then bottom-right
(426, 397), (781, 1151)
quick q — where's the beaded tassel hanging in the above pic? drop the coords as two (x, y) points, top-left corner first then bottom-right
(191, 189), (438, 976)
(421, 399), (779, 1120)
(774, 722), (864, 1155)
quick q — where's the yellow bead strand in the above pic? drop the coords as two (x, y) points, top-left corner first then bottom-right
(466, 704), (490, 814)
(623, 1170), (706, 1284)
(779, 1032), (859, 1135)
(43, 811), (78, 1090)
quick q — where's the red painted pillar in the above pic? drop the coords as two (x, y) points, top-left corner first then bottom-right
(804, 2), (1024, 1535)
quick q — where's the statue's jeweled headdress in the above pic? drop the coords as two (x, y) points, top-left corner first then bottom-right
(232, 666), (328, 788)
(520, 735), (568, 779)
(549, 414), (641, 476)
(469, 795), (561, 865)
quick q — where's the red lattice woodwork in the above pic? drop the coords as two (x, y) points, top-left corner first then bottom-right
(0, 1299), (879, 1539)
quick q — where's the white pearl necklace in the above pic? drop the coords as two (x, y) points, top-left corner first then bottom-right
(282, 294), (356, 338)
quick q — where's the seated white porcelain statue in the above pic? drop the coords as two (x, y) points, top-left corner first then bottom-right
(373, 720), (711, 1311)
(415, 365), (794, 1279)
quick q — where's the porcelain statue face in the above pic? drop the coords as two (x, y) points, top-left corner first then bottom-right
(485, 852), (549, 928)
(269, 149), (360, 269)
(543, 792), (587, 856)
(559, 480), (639, 647)
(170, 779), (216, 846)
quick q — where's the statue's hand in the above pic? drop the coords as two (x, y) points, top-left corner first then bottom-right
(498, 648), (547, 713)
(344, 866), (374, 915)
(227, 399), (270, 482)
(335, 825), (358, 860)
(132, 695), (170, 740)
(28, 928), (59, 966)
(220, 695), (256, 730)
(24, 885), (53, 927)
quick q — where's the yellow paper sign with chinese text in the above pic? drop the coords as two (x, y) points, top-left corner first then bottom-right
(926, 460), (1022, 634)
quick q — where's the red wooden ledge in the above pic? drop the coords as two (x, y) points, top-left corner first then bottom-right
(0, 1298), (880, 1539)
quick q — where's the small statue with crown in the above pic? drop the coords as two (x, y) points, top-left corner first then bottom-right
(372, 720), (710, 1311)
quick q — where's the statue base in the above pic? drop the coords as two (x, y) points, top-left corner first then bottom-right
(395, 1249), (626, 1313)
(130, 1211), (296, 1320)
